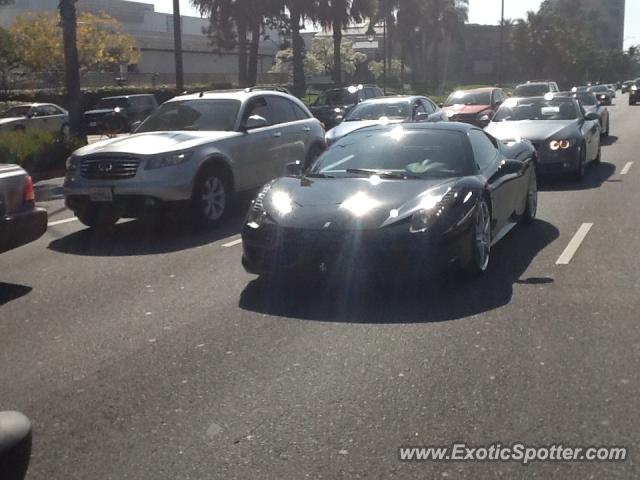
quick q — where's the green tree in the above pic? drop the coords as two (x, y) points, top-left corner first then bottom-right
(310, 37), (367, 79)
(0, 26), (19, 97)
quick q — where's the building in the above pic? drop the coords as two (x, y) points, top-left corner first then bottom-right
(0, 0), (286, 86)
(550, 0), (626, 50)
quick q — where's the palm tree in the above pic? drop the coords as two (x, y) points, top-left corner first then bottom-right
(58, 0), (83, 139)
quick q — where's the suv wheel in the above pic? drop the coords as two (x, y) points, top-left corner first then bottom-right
(192, 167), (230, 228)
(76, 205), (119, 230)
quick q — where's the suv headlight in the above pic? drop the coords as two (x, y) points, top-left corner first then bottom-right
(145, 152), (193, 170)
(66, 156), (78, 171)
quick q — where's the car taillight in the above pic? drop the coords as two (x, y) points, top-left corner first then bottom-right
(24, 175), (35, 203)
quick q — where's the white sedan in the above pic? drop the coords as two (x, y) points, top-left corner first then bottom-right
(0, 103), (70, 137)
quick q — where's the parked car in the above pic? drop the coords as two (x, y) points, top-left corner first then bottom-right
(0, 164), (47, 254)
(621, 80), (634, 94)
(64, 90), (326, 229)
(0, 103), (69, 137)
(606, 84), (617, 98)
(325, 95), (446, 146)
(486, 95), (601, 180)
(629, 80), (640, 105)
(441, 87), (508, 127)
(513, 81), (560, 98)
(588, 85), (613, 105)
(83, 94), (158, 135)
(241, 122), (537, 278)
(309, 84), (384, 129)
(567, 90), (610, 137)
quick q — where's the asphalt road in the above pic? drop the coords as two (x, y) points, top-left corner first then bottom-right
(2, 97), (639, 479)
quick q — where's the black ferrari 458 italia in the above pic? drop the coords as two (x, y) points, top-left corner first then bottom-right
(241, 123), (537, 279)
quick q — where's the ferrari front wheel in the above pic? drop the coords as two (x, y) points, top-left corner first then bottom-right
(460, 198), (492, 278)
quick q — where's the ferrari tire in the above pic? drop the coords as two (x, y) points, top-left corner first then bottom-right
(460, 197), (491, 278)
(522, 167), (538, 224)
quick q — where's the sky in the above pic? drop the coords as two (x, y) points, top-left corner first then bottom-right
(143, 0), (640, 49)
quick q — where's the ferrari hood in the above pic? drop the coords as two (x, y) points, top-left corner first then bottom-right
(486, 120), (579, 142)
(73, 131), (242, 156)
(326, 119), (403, 143)
(261, 176), (457, 230)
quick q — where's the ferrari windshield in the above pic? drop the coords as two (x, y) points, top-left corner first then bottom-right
(493, 98), (579, 121)
(136, 99), (240, 132)
(1, 106), (30, 118)
(311, 127), (474, 178)
(345, 101), (411, 121)
(444, 91), (491, 106)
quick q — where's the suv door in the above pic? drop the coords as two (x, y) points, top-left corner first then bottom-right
(233, 96), (278, 189)
(265, 96), (309, 177)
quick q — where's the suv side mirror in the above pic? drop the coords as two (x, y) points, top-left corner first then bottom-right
(243, 115), (269, 131)
(415, 112), (430, 122)
(584, 112), (599, 121)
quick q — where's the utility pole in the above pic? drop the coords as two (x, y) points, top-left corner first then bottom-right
(499, 0), (504, 86)
(383, 0), (387, 94)
(59, 0), (84, 140)
(173, 0), (184, 92)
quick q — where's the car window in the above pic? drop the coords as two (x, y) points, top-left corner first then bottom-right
(414, 102), (428, 117)
(32, 106), (49, 117)
(494, 97), (578, 121)
(266, 96), (298, 125)
(292, 103), (311, 120)
(421, 99), (436, 114)
(514, 84), (550, 97)
(445, 91), (491, 106)
(244, 97), (272, 124)
(345, 101), (411, 121)
(2, 106), (31, 118)
(469, 129), (499, 170)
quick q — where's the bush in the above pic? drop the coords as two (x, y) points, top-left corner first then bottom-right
(0, 129), (85, 179)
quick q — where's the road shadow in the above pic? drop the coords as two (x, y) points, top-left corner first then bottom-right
(239, 220), (559, 324)
(47, 202), (251, 257)
(539, 161), (616, 192)
(0, 283), (32, 306)
(601, 135), (619, 147)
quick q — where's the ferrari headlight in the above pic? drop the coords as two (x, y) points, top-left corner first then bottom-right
(409, 195), (441, 233)
(145, 152), (193, 170)
(550, 140), (571, 151)
(271, 190), (293, 216)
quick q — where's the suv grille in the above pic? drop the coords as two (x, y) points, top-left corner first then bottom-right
(80, 157), (140, 180)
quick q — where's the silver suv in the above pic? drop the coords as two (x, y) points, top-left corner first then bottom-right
(64, 90), (326, 228)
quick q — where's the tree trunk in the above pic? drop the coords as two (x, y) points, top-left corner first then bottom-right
(290, 7), (306, 97)
(247, 19), (260, 86)
(237, 17), (248, 87)
(332, 19), (342, 85)
(432, 38), (440, 89)
(58, 0), (84, 140)
(172, 0), (184, 92)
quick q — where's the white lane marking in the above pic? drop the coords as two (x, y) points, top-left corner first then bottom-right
(222, 238), (243, 248)
(48, 217), (78, 227)
(620, 162), (633, 175)
(556, 223), (593, 265)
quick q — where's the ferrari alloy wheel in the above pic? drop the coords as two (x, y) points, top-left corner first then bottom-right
(523, 167), (538, 224)
(461, 198), (491, 277)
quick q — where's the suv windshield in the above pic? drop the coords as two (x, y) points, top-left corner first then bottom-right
(345, 101), (411, 121)
(136, 99), (241, 132)
(311, 127), (473, 178)
(314, 89), (357, 107)
(514, 84), (551, 97)
(1, 106), (31, 118)
(444, 91), (491, 106)
(494, 98), (578, 121)
(97, 98), (130, 109)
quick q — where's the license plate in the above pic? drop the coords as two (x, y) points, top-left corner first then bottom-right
(89, 122), (97, 127)
(90, 188), (113, 202)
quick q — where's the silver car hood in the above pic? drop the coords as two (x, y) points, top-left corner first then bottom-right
(74, 131), (243, 156)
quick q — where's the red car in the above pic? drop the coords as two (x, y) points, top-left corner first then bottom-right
(442, 87), (507, 127)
